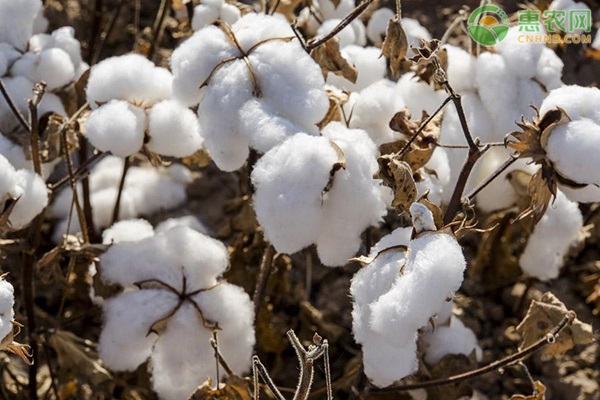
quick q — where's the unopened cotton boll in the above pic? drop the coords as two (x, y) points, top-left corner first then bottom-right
(327, 46), (386, 92)
(0, 0), (41, 50)
(147, 100), (202, 157)
(86, 53), (173, 109)
(423, 316), (482, 365)
(85, 100), (146, 157)
(366, 8), (394, 46)
(0, 278), (15, 341)
(9, 169), (48, 229)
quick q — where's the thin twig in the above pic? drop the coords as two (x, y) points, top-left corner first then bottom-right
(253, 244), (276, 319)
(91, 0), (126, 64)
(78, 139), (96, 241)
(111, 156), (130, 225)
(0, 78), (30, 132)
(148, 0), (172, 60)
(306, 0), (374, 52)
(436, 142), (505, 149)
(28, 82), (47, 176)
(50, 151), (107, 192)
(466, 156), (518, 201)
(395, 0), (402, 19)
(373, 311), (575, 392)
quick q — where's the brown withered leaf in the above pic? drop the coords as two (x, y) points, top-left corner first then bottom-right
(510, 381), (547, 400)
(189, 375), (252, 400)
(381, 15), (408, 78)
(310, 37), (357, 83)
(349, 244), (408, 266)
(580, 262), (600, 316)
(375, 157), (416, 213)
(322, 140), (347, 195)
(318, 88), (349, 129)
(417, 191), (443, 229)
(183, 148), (212, 168)
(515, 169), (554, 224)
(516, 292), (594, 357)
(409, 38), (442, 64)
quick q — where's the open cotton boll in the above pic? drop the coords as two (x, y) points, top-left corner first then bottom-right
(0, 154), (17, 201)
(539, 85), (600, 123)
(0, 43), (21, 76)
(147, 100), (202, 157)
(444, 45), (477, 93)
(12, 48), (76, 90)
(536, 47), (563, 90)
(9, 169), (48, 229)
(402, 18), (431, 46)
(252, 133), (337, 254)
(191, 0), (241, 31)
(366, 8), (394, 46)
(86, 54), (173, 109)
(349, 79), (405, 145)
(316, 19), (366, 48)
(0, 278), (15, 341)
(102, 219), (155, 245)
(423, 316), (482, 365)
(155, 216), (209, 235)
(0, 135), (59, 179)
(315, 123), (387, 265)
(327, 46), (386, 92)
(0, 0), (41, 50)
(85, 100), (146, 157)
(397, 73), (446, 116)
(520, 190), (583, 281)
(300, 0), (356, 35)
(495, 26), (545, 79)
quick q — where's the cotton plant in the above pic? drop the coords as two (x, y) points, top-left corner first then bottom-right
(316, 18), (366, 48)
(0, 0), (42, 51)
(0, 276), (32, 364)
(298, 0), (356, 36)
(350, 203), (466, 387)
(326, 45), (386, 92)
(191, 0), (241, 31)
(366, 8), (431, 47)
(0, 153), (48, 230)
(170, 13), (329, 171)
(252, 122), (387, 266)
(97, 222), (255, 400)
(84, 53), (202, 158)
(50, 156), (193, 242)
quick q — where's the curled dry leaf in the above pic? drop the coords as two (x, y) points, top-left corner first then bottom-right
(318, 88), (350, 129)
(510, 380), (547, 400)
(322, 140), (347, 195)
(416, 191), (443, 229)
(189, 375), (252, 400)
(349, 244), (408, 266)
(310, 37), (357, 83)
(375, 156), (416, 213)
(516, 292), (594, 357)
(0, 321), (33, 365)
(381, 15), (408, 78)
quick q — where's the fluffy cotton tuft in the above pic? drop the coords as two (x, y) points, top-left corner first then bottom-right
(0, 0), (41, 50)
(327, 45), (386, 92)
(6, 169), (48, 229)
(98, 227), (255, 400)
(191, 0), (241, 31)
(366, 8), (394, 46)
(147, 100), (202, 157)
(423, 316), (482, 365)
(519, 190), (583, 281)
(0, 278), (15, 341)
(102, 219), (155, 244)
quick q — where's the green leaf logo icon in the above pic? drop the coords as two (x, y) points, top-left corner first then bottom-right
(467, 5), (510, 46)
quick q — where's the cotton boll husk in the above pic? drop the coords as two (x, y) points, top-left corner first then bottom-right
(0, 0), (41, 50)
(155, 216), (209, 235)
(86, 54), (173, 109)
(520, 190), (583, 281)
(0, 43), (21, 76)
(327, 46), (386, 92)
(402, 18), (431, 46)
(494, 26), (545, 79)
(99, 289), (177, 371)
(366, 8), (394, 46)
(536, 47), (563, 90)
(423, 316), (482, 365)
(12, 48), (76, 90)
(102, 219), (155, 244)
(85, 100), (146, 157)
(9, 170), (48, 229)
(397, 73), (446, 116)
(545, 119), (600, 187)
(147, 100), (202, 157)
(444, 45), (477, 93)
(370, 231), (466, 346)
(316, 123), (387, 266)
(539, 85), (600, 124)
(349, 79), (405, 145)
(0, 279), (15, 341)
(0, 154), (17, 200)
(252, 134), (337, 254)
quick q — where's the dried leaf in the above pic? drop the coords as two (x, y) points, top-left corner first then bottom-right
(189, 375), (252, 400)
(349, 244), (408, 266)
(375, 157), (416, 213)
(408, 38), (442, 64)
(516, 169), (554, 224)
(310, 37), (357, 83)
(183, 148), (212, 168)
(516, 292), (594, 357)
(318, 88), (349, 129)
(322, 140), (346, 195)
(417, 192), (443, 229)
(510, 380), (547, 400)
(381, 15), (408, 78)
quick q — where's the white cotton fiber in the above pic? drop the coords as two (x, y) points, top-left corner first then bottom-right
(147, 100), (202, 157)
(327, 45), (386, 92)
(0, 154), (17, 200)
(444, 45), (477, 93)
(494, 26), (544, 79)
(539, 85), (600, 123)
(12, 48), (76, 90)
(402, 18), (431, 46)
(0, 43), (21, 76)
(536, 47), (563, 90)
(396, 73), (445, 116)
(423, 316), (482, 365)
(192, 0), (241, 31)
(155, 216), (208, 235)
(549, 0), (591, 34)
(102, 219), (155, 244)
(520, 190), (583, 281)
(417, 147), (451, 206)
(85, 100), (146, 157)
(86, 53), (173, 109)
(316, 19), (365, 48)
(366, 8), (394, 46)
(8, 169), (48, 229)
(0, 278), (15, 341)
(0, 0), (41, 50)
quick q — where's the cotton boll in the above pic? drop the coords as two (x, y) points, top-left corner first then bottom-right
(191, 0), (241, 31)
(0, 0), (41, 50)
(349, 79), (405, 145)
(0, 279), (15, 341)
(0, 43), (21, 76)
(12, 48), (76, 90)
(8, 170), (48, 229)
(316, 19), (365, 48)
(327, 46), (386, 92)
(495, 26), (544, 79)
(536, 47), (563, 90)
(545, 120), (600, 187)
(362, 336), (419, 387)
(147, 100), (202, 157)
(444, 45), (477, 93)
(85, 100), (146, 157)
(409, 202), (436, 233)
(252, 133), (336, 254)
(520, 190), (583, 280)
(90, 187), (137, 229)
(102, 219), (155, 244)
(397, 73), (446, 116)
(402, 18), (431, 46)
(86, 53), (173, 109)
(126, 169), (188, 216)
(539, 85), (600, 124)
(0, 154), (17, 201)
(423, 316), (482, 365)
(99, 289), (178, 371)
(367, 8), (394, 46)
(155, 216), (208, 235)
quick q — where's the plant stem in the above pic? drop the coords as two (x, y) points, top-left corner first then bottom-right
(111, 156), (130, 225)
(79, 139), (97, 241)
(373, 311), (575, 392)
(28, 83), (46, 176)
(50, 151), (107, 192)
(0, 78), (30, 132)
(91, 0), (126, 64)
(88, 0), (104, 64)
(253, 244), (276, 319)
(148, 0), (172, 60)
(395, 0), (402, 19)
(467, 157), (518, 202)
